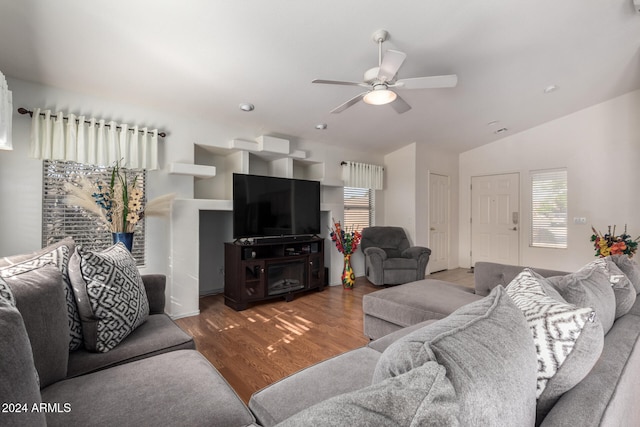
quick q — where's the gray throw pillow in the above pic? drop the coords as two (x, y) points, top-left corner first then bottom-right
(505, 269), (604, 424)
(0, 297), (46, 427)
(583, 257), (636, 318)
(0, 238), (82, 350)
(604, 258), (637, 318)
(610, 254), (640, 294)
(546, 262), (616, 333)
(3, 266), (69, 388)
(69, 243), (149, 352)
(373, 286), (537, 427)
(276, 361), (459, 427)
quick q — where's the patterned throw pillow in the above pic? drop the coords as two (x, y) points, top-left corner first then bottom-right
(506, 269), (604, 421)
(0, 276), (15, 306)
(69, 243), (149, 352)
(0, 238), (83, 350)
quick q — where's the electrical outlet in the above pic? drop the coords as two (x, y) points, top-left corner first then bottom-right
(573, 217), (587, 225)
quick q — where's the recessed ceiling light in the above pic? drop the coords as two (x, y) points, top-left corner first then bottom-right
(486, 120), (499, 126)
(544, 85), (558, 94)
(494, 127), (509, 134)
(315, 123), (328, 130)
(239, 103), (255, 112)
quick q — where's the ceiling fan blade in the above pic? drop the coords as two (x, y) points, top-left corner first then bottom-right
(330, 92), (367, 114)
(312, 79), (365, 87)
(390, 94), (411, 114)
(395, 74), (458, 90)
(378, 50), (407, 82)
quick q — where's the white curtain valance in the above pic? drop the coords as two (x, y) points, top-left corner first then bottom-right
(341, 161), (384, 190)
(29, 108), (159, 170)
(0, 71), (12, 151)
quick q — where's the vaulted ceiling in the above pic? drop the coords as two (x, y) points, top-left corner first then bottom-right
(1, 0), (639, 155)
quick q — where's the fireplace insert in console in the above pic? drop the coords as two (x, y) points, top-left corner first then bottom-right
(267, 259), (306, 296)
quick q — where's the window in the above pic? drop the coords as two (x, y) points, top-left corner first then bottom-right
(42, 160), (146, 265)
(530, 168), (567, 249)
(343, 187), (374, 232)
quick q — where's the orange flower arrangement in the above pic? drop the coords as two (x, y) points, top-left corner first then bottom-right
(591, 225), (638, 258)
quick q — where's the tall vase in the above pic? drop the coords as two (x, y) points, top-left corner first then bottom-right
(342, 253), (355, 290)
(112, 232), (134, 252)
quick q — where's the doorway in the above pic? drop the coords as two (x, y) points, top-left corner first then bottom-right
(471, 173), (520, 266)
(429, 173), (450, 273)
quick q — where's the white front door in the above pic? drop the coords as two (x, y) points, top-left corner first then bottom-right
(471, 173), (520, 266)
(429, 173), (450, 273)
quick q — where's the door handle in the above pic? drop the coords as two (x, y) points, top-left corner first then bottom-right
(510, 227), (517, 231)
(430, 227), (436, 231)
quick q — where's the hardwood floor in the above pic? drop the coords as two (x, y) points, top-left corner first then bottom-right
(175, 268), (475, 403)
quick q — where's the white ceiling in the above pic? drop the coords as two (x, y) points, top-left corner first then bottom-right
(1, 0), (639, 155)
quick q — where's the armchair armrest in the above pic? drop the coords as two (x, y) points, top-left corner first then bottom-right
(141, 274), (166, 315)
(364, 247), (388, 260)
(402, 246), (432, 260)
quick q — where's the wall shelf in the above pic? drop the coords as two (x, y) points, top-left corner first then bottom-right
(169, 162), (217, 179)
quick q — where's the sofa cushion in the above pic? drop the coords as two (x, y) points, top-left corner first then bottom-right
(276, 361), (459, 427)
(250, 347), (382, 427)
(0, 238), (82, 350)
(0, 297), (46, 427)
(505, 269), (604, 423)
(41, 349), (256, 427)
(546, 262), (616, 333)
(382, 257), (417, 270)
(0, 276), (15, 304)
(69, 243), (149, 352)
(611, 254), (640, 294)
(3, 266), (69, 388)
(67, 313), (195, 377)
(373, 286), (537, 426)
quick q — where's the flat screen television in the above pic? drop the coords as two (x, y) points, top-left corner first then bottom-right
(233, 173), (321, 239)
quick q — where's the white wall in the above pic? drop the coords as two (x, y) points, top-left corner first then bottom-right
(384, 142), (460, 270)
(459, 89), (640, 271)
(384, 143), (417, 238)
(0, 77), (387, 317)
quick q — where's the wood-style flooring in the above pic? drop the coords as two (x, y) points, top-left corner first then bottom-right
(175, 268), (474, 403)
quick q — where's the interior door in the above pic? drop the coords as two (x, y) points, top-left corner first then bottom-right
(429, 173), (450, 273)
(471, 173), (519, 266)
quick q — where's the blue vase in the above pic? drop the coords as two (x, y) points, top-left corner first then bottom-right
(112, 232), (134, 252)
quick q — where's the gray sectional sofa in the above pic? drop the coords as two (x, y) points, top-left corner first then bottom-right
(250, 258), (640, 426)
(5, 236), (640, 426)
(0, 239), (256, 427)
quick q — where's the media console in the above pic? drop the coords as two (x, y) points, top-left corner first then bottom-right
(224, 237), (325, 311)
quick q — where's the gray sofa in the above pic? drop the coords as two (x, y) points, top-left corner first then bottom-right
(250, 258), (640, 426)
(0, 241), (256, 427)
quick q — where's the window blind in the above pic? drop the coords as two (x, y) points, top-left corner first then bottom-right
(344, 187), (374, 232)
(42, 160), (146, 265)
(530, 169), (567, 249)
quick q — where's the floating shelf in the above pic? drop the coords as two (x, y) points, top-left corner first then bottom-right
(169, 163), (217, 178)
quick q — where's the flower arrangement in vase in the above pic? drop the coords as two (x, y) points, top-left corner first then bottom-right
(64, 161), (174, 251)
(590, 225), (639, 258)
(329, 219), (362, 289)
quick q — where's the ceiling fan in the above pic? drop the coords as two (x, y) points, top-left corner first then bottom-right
(312, 29), (457, 114)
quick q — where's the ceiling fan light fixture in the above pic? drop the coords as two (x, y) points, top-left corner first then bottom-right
(363, 88), (397, 106)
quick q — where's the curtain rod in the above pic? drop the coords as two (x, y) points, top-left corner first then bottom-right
(17, 108), (166, 138)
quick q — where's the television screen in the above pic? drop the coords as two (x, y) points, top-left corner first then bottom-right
(233, 174), (321, 239)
